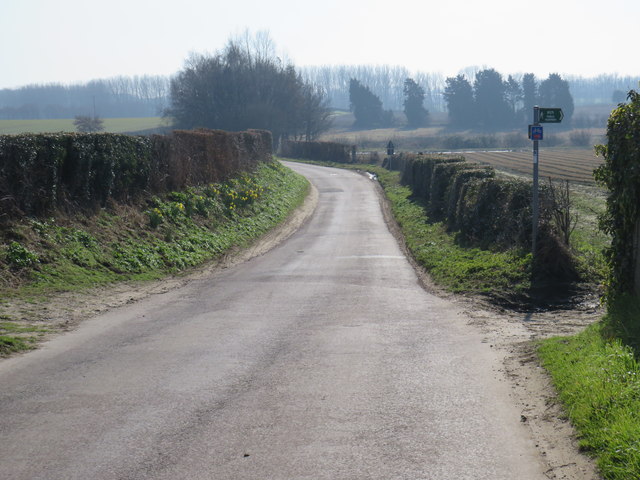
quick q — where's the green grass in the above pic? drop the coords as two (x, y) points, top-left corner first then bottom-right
(0, 335), (36, 355)
(0, 117), (165, 134)
(539, 298), (640, 479)
(0, 320), (49, 355)
(381, 172), (531, 299)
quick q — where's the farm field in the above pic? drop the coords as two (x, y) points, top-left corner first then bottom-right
(462, 148), (603, 184)
(0, 117), (166, 135)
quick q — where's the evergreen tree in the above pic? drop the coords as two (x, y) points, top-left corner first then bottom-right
(505, 75), (523, 122)
(403, 78), (429, 128)
(473, 68), (512, 128)
(349, 79), (393, 128)
(521, 73), (538, 123)
(73, 115), (104, 132)
(539, 73), (574, 124)
(444, 75), (475, 128)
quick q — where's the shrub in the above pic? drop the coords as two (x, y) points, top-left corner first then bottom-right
(595, 90), (640, 298)
(5, 242), (39, 268)
(569, 130), (593, 147)
(502, 132), (530, 148)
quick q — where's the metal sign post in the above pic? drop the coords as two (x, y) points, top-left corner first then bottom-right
(387, 141), (395, 170)
(530, 106), (563, 257)
(532, 106), (540, 257)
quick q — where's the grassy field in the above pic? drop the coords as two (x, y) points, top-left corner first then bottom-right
(0, 117), (166, 134)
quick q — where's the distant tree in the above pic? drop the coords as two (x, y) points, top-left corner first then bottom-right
(473, 68), (512, 128)
(349, 78), (393, 128)
(403, 78), (429, 128)
(73, 115), (104, 133)
(539, 73), (574, 124)
(298, 84), (333, 141)
(444, 74), (475, 128)
(505, 75), (523, 121)
(612, 89), (627, 103)
(166, 32), (331, 141)
(521, 73), (538, 122)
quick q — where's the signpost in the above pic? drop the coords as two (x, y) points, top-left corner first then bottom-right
(387, 140), (395, 170)
(538, 107), (564, 123)
(530, 106), (563, 257)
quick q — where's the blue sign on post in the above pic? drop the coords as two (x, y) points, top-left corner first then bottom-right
(529, 125), (543, 141)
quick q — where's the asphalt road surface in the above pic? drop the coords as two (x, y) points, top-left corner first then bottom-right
(0, 162), (548, 479)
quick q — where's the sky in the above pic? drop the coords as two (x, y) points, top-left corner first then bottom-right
(1, 0), (639, 89)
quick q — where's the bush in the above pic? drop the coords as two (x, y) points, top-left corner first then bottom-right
(397, 153), (464, 199)
(5, 242), (39, 268)
(595, 90), (640, 299)
(569, 130), (593, 147)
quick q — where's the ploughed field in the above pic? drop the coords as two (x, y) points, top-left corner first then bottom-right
(462, 148), (603, 184)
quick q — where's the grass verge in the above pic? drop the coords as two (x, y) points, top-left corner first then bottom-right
(0, 161), (309, 353)
(286, 160), (533, 304)
(538, 296), (640, 479)
(379, 169), (532, 301)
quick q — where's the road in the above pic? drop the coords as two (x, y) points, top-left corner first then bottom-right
(0, 162), (548, 479)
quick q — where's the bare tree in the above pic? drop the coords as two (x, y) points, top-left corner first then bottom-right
(547, 178), (578, 246)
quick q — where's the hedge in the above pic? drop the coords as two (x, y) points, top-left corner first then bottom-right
(393, 153), (575, 278)
(0, 129), (272, 217)
(280, 140), (354, 163)
(595, 90), (640, 298)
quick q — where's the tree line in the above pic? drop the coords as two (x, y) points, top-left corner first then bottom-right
(0, 76), (169, 120)
(2, 30), (639, 138)
(301, 67), (640, 112)
(444, 70), (575, 129)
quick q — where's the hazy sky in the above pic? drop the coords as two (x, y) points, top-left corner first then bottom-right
(1, 0), (638, 89)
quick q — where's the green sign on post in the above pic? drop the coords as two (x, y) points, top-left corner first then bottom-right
(538, 107), (564, 123)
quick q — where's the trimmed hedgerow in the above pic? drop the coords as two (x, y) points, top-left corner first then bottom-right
(280, 140), (354, 163)
(0, 129), (272, 218)
(393, 152), (577, 280)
